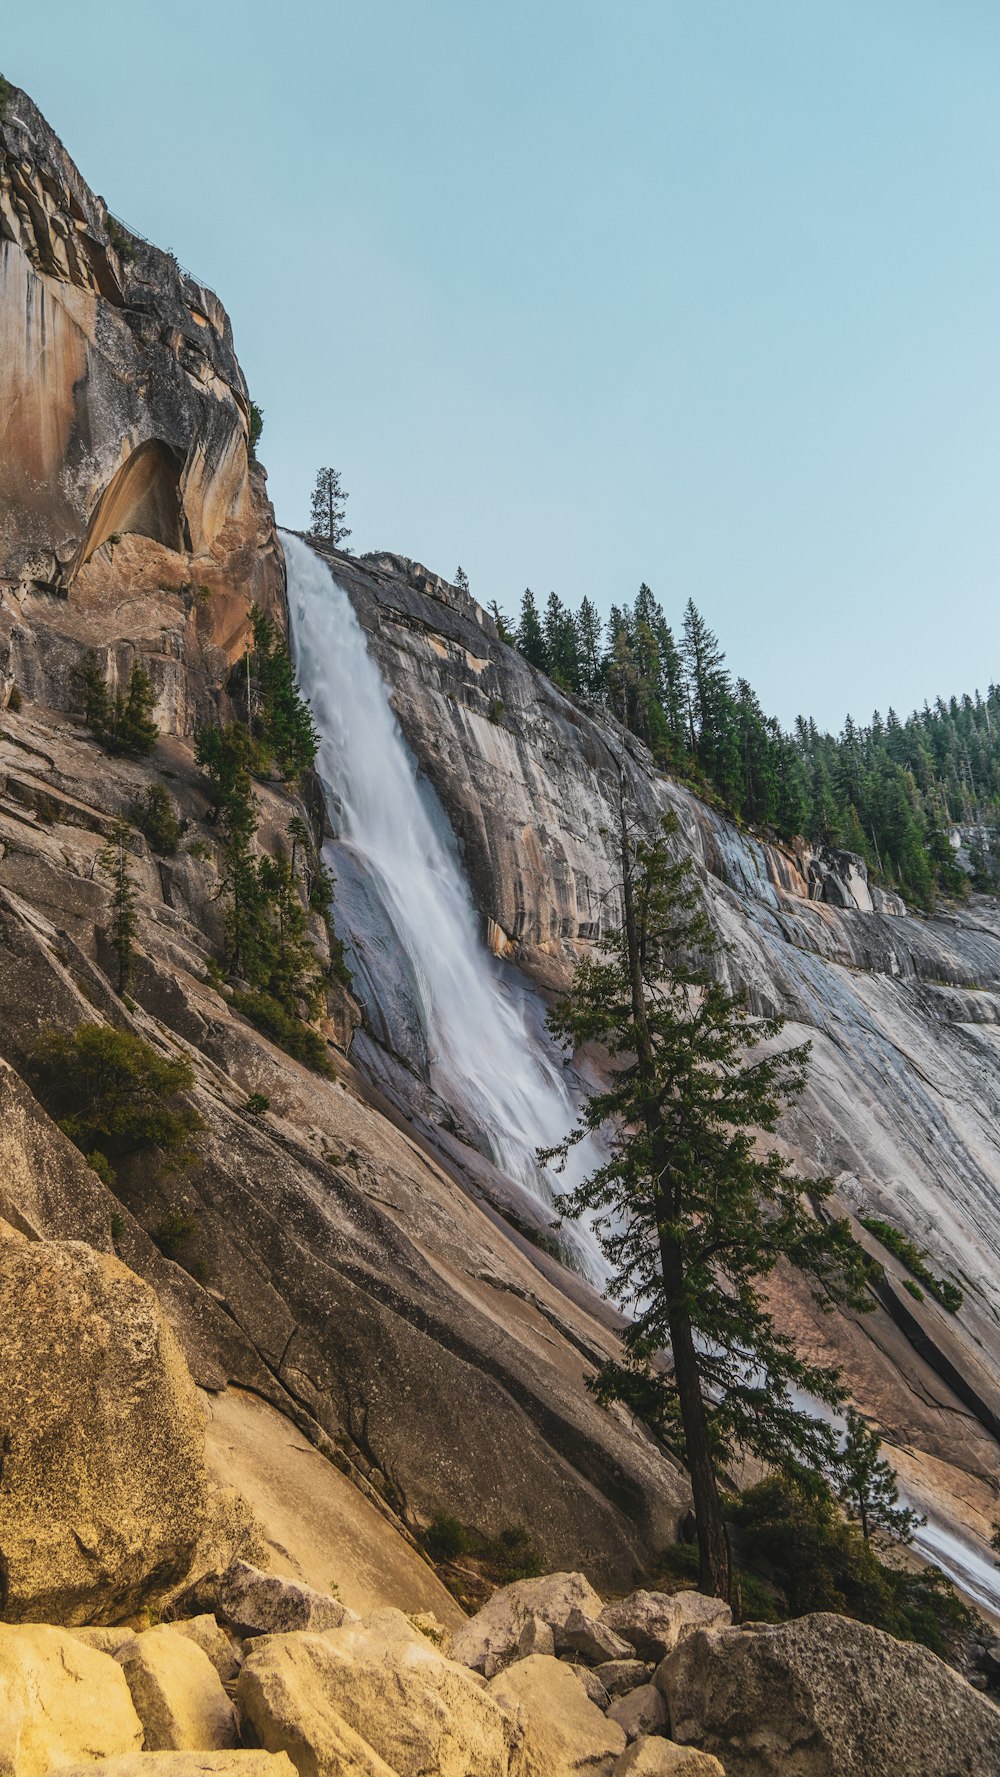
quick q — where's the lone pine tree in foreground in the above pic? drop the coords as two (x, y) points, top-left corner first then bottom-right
(309, 467), (351, 546)
(543, 803), (872, 1600)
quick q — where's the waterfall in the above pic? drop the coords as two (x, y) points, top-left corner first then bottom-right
(282, 532), (603, 1276)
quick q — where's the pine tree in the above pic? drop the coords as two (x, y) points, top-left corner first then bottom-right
(544, 592), (581, 692)
(454, 566), (470, 594)
(98, 815), (139, 994)
(118, 665), (159, 758)
(195, 724), (262, 978)
(80, 655), (158, 758)
(247, 606), (319, 780)
(81, 651), (115, 743)
(543, 805), (872, 1600)
(488, 600), (515, 645)
(516, 588), (548, 671)
(309, 467), (351, 546)
(832, 1409), (923, 1546)
(574, 597), (604, 694)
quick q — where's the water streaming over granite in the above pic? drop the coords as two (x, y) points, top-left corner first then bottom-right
(283, 532), (603, 1276)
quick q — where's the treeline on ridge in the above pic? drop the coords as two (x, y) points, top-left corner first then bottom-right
(492, 583), (997, 908)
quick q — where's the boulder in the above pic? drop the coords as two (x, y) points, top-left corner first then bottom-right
(660, 1612), (1000, 1776)
(602, 1592), (731, 1664)
(596, 1660), (656, 1699)
(489, 1652), (627, 1776)
(216, 1560), (358, 1636)
(518, 1612), (556, 1660)
(570, 1665), (612, 1709)
(0, 1237), (208, 1623)
(0, 1622), (143, 1776)
(614, 1741), (726, 1776)
(56, 1759), (297, 1777)
(162, 1614), (243, 1683)
(239, 1622), (521, 1777)
(608, 1684), (669, 1741)
(449, 1571), (605, 1673)
(557, 1604), (635, 1664)
(117, 1625), (238, 1751)
(68, 1625), (137, 1657)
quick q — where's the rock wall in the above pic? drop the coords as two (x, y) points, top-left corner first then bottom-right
(0, 84), (283, 733)
(312, 540), (1000, 1594)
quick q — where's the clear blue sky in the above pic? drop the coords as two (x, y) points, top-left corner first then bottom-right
(5, 2), (998, 730)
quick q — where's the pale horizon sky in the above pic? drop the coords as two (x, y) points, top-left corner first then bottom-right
(5, 2), (998, 732)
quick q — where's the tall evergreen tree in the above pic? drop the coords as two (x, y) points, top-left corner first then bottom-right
(544, 591), (581, 692)
(309, 467), (351, 546)
(543, 805), (872, 1599)
(574, 597), (604, 694)
(98, 815), (139, 994)
(516, 588), (548, 671)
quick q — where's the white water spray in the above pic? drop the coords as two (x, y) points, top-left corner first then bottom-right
(283, 532), (602, 1275)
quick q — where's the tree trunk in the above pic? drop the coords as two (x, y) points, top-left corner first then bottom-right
(618, 790), (732, 1602)
(660, 1232), (732, 1601)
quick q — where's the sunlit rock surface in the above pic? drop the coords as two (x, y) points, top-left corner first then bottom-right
(0, 85), (283, 728)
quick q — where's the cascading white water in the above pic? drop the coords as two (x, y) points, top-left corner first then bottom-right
(282, 532), (603, 1275)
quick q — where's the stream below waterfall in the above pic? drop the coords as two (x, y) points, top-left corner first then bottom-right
(283, 531), (603, 1277)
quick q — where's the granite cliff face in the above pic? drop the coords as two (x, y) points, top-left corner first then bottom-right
(0, 85), (283, 732)
(311, 540), (1000, 1607)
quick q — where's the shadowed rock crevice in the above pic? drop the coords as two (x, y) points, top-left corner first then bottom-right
(78, 440), (190, 571)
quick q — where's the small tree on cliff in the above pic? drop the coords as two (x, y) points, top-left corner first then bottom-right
(309, 467), (351, 547)
(98, 815), (139, 994)
(543, 803), (872, 1601)
(832, 1408), (923, 1546)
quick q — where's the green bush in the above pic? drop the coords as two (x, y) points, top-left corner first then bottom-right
(226, 607), (319, 782)
(133, 783), (180, 854)
(423, 1514), (470, 1563)
(7, 684), (22, 713)
(731, 1474), (972, 1657)
(229, 989), (332, 1075)
(245, 1092), (270, 1115)
(861, 1216), (963, 1312)
(249, 402), (264, 458)
(154, 1208), (197, 1256)
(80, 653), (158, 758)
(421, 1514), (543, 1584)
(29, 1023), (202, 1163)
(87, 1148), (115, 1186)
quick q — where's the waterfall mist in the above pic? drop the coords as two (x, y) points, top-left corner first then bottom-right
(283, 532), (603, 1277)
